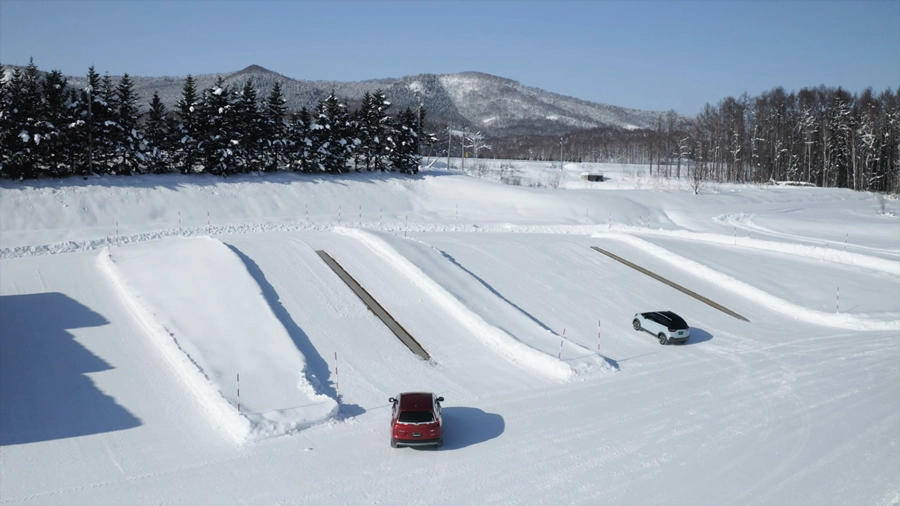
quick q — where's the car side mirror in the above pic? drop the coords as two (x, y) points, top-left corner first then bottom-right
(436, 397), (444, 403)
(389, 397), (396, 403)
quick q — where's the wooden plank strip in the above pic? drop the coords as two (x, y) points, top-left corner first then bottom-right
(590, 246), (749, 322)
(316, 250), (431, 360)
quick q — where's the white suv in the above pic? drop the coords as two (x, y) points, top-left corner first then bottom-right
(633, 311), (690, 345)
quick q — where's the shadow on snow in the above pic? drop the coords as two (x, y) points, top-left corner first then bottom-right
(0, 293), (141, 446)
(0, 167), (456, 192)
(682, 327), (714, 346)
(226, 245), (364, 418)
(438, 249), (555, 334)
(440, 406), (505, 450)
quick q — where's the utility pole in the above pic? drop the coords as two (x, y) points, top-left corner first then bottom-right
(560, 138), (564, 170)
(447, 126), (452, 170)
(416, 92), (422, 159)
(461, 129), (466, 172)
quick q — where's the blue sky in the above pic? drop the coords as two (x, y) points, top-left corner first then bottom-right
(1, 0), (897, 115)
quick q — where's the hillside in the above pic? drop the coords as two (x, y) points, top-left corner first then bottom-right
(58, 65), (664, 136)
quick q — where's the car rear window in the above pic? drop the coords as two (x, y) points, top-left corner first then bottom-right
(398, 410), (434, 423)
(659, 312), (688, 329)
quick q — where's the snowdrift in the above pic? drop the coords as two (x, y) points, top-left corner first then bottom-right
(98, 237), (337, 443)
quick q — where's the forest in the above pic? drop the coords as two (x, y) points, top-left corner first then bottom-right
(2, 60), (897, 194)
(0, 61), (425, 179)
(491, 87), (899, 193)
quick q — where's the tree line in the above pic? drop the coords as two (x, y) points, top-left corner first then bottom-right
(2, 60), (897, 194)
(488, 86), (899, 193)
(0, 60), (430, 179)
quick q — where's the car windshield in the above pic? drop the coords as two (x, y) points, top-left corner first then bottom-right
(398, 410), (434, 424)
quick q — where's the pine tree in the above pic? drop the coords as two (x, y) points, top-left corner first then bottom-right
(306, 99), (329, 172)
(313, 90), (351, 172)
(115, 73), (143, 174)
(40, 69), (71, 177)
(233, 79), (262, 172)
(288, 107), (312, 172)
(74, 66), (104, 176)
(144, 91), (173, 173)
(91, 72), (118, 174)
(367, 89), (392, 171)
(2, 60), (45, 178)
(263, 82), (287, 172)
(0, 65), (23, 178)
(175, 75), (200, 173)
(197, 76), (235, 175)
(0, 64), (10, 175)
(353, 93), (373, 170)
(389, 107), (419, 174)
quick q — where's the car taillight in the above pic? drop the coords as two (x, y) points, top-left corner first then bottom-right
(668, 328), (676, 332)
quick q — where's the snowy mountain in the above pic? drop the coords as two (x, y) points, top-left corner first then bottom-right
(61, 65), (664, 136)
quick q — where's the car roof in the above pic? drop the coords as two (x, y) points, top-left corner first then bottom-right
(397, 392), (434, 410)
(656, 311), (687, 326)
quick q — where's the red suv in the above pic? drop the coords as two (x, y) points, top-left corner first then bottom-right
(389, 392), (444, 448)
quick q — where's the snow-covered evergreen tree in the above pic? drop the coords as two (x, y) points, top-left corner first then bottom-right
(263, 81), (287, 172)
(67, 66), (103, 176)
(91, 72), (119, 174)
(0, 65), (10, 175)
(1, 61), (46, 179)
(312, 90), (352, 172)
(353, 92), (373, 171)
(197, 76), (235, 175)
(288, 107), (312, 172)
(357, 89), (392, 171)
(388, 107), (419, 174)
(232, 79), (262, 172)
(39, 69), (70, 176)
(115, 73), (143, 174)
(175, 75), (200, 173)
(145, 91), (174, 173)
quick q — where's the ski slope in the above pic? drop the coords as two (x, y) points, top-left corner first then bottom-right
(1, 161), (898, 505)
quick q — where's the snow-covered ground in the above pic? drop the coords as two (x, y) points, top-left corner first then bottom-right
(1, 160), (898, 505)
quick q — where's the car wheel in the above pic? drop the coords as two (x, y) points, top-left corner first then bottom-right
(436, 438), (443, 449)
(633, 319), (641, 331)
(390, 439), (397, 448)
(658, 333), (668, 345)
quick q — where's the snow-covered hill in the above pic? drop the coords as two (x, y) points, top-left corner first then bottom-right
(58, 66), (663, 136)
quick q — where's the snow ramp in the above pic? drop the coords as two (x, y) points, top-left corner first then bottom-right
(98, 237), (338, 443)
(595, 232), (900, 331)
(333, 227), (617, 381)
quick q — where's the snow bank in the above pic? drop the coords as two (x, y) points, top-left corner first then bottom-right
(598, 232), (900, 331)
(334, 227), (616, 381)
(98, 237), (337, 442)
(636, 222), (900, 275)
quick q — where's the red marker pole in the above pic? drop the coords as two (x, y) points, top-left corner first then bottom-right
(334, 352), (339, 393)
(558, 328), (566, 359)
(598, 320), (601, 353)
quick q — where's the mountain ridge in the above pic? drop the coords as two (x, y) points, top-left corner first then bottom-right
(16, 63), (666, 136)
